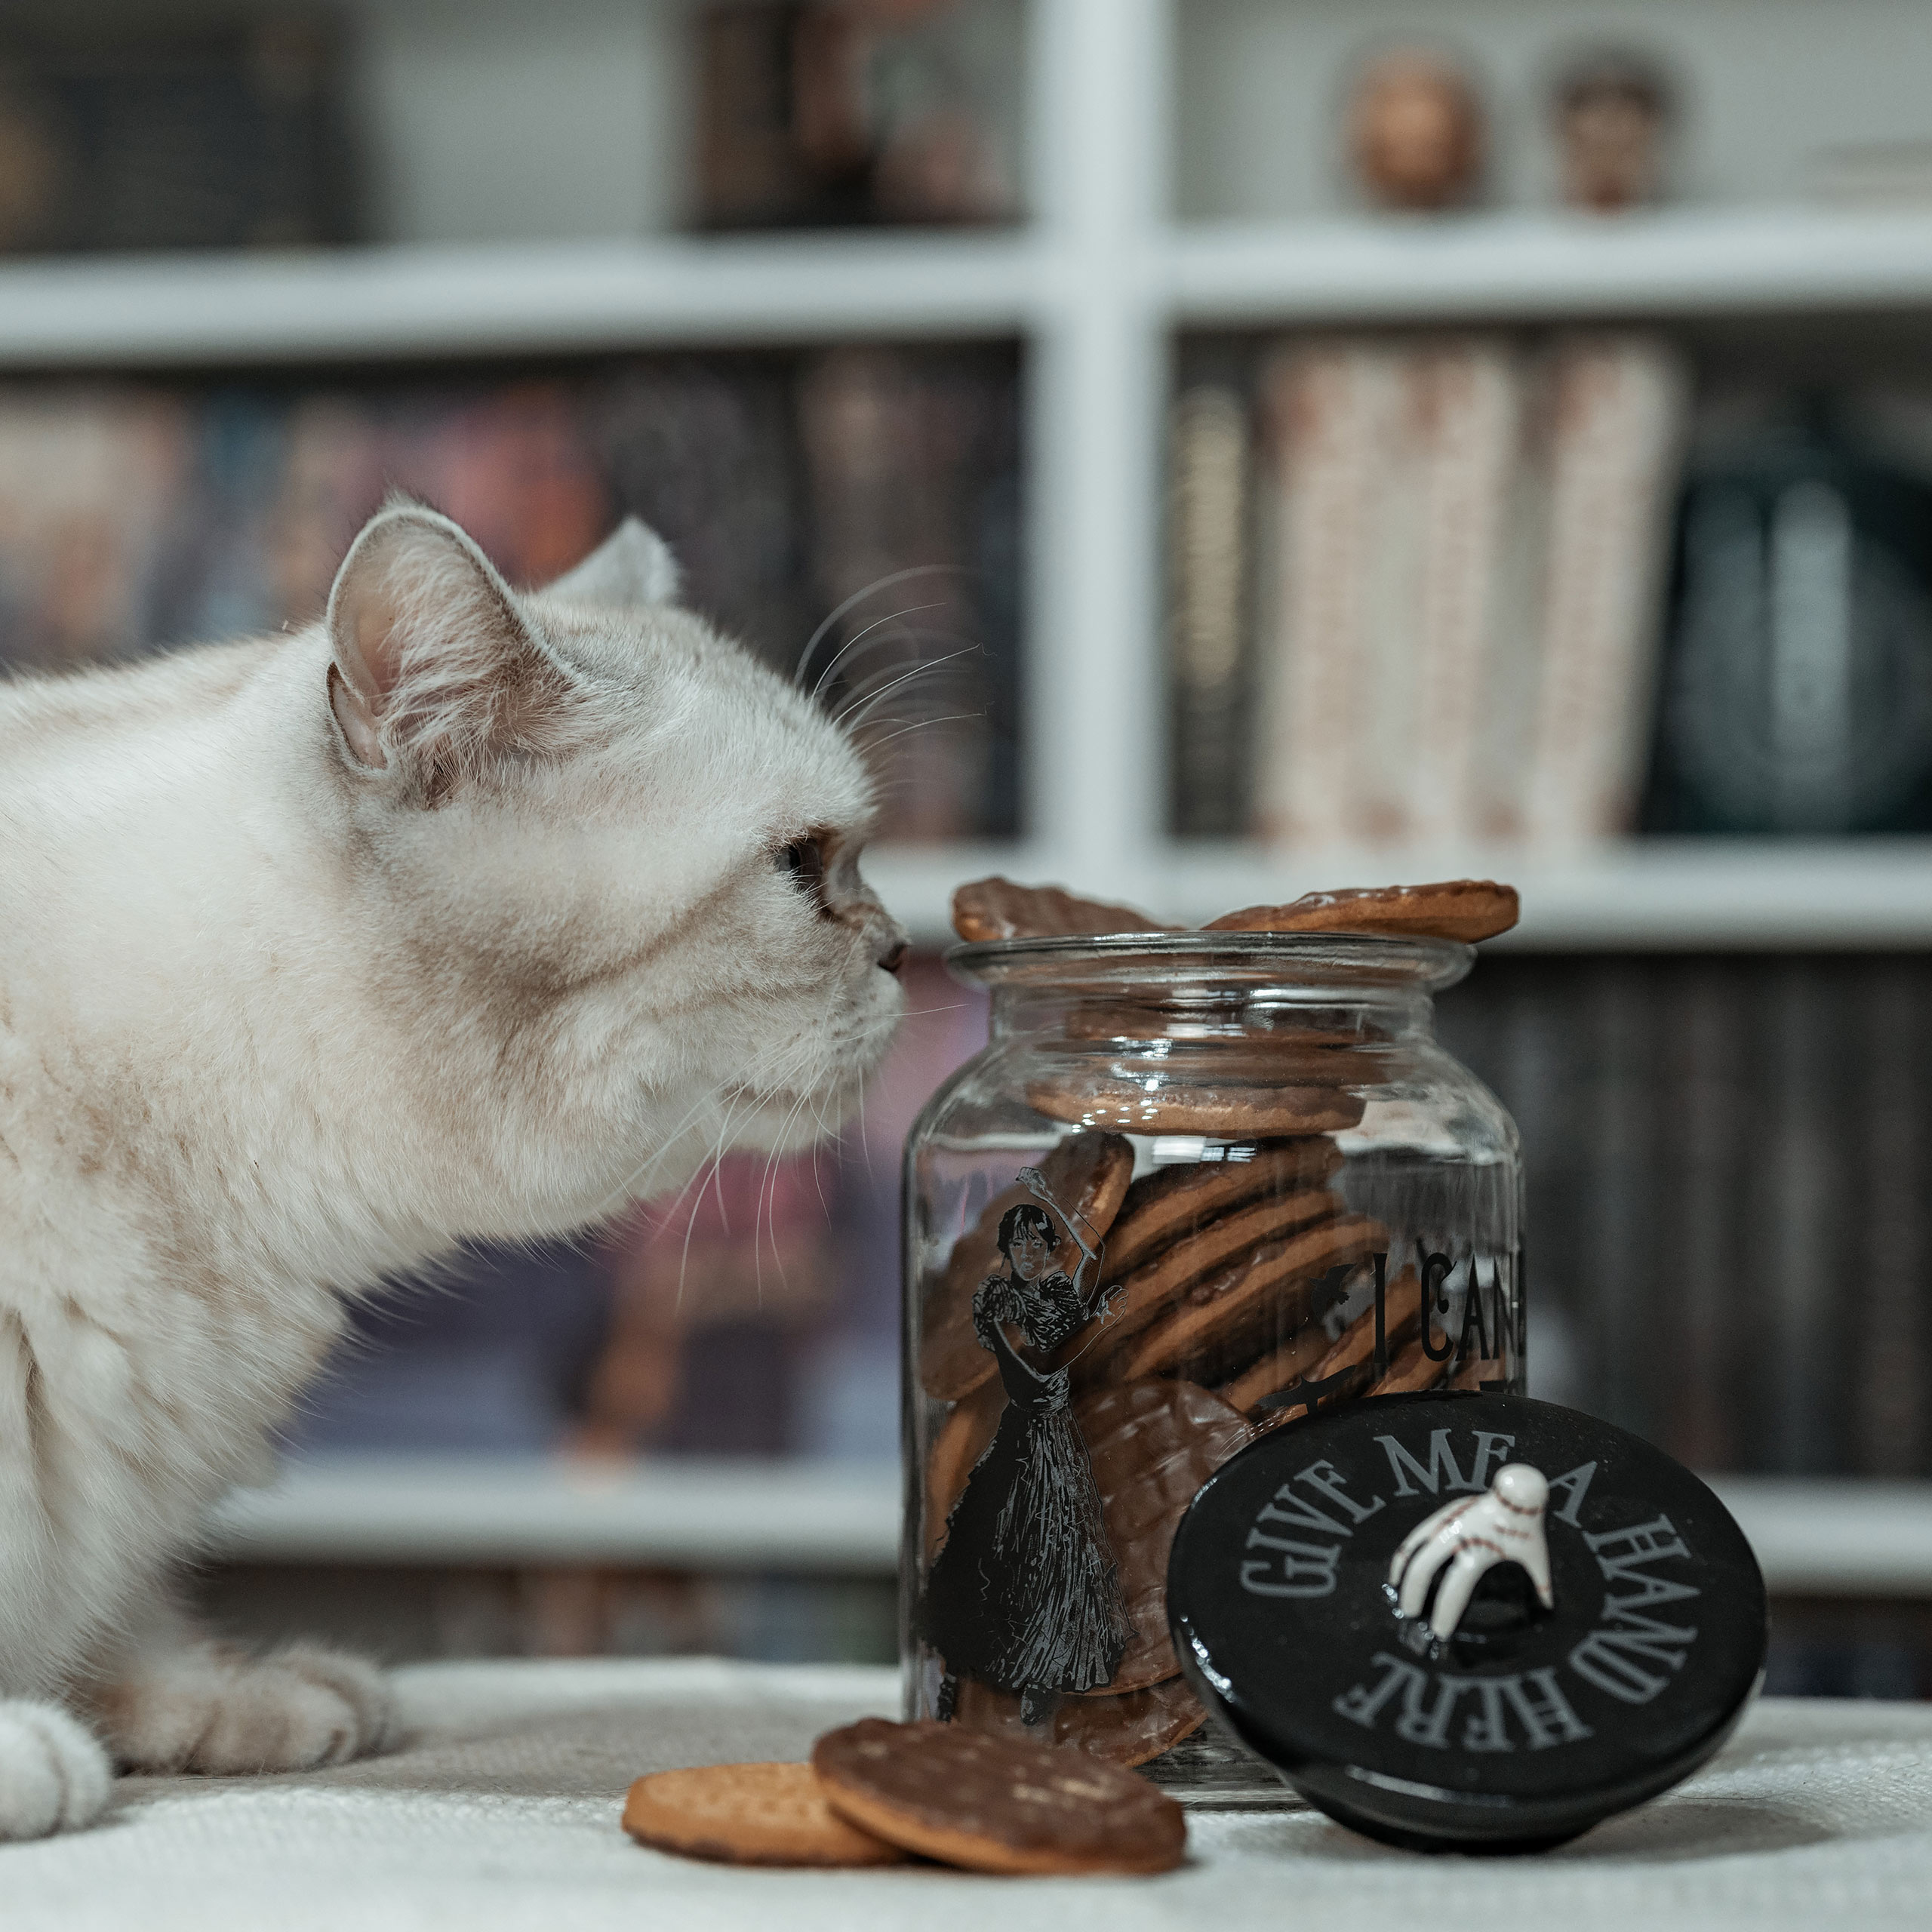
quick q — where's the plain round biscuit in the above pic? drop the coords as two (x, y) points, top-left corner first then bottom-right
(622, 1762), (909, 1867)
(812, 1718), (1186, 1875)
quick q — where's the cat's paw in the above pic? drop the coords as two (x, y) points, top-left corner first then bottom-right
(0, 1701), (113, 1839)
(95, 1643), (395, 1775)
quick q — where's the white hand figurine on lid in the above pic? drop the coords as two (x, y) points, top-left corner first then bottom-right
(1388, 1463), (1555, 1640)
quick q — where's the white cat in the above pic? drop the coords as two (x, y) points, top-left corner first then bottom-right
(0, 501), (907, 1837)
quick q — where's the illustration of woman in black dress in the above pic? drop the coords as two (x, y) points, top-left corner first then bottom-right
(922, 1168), (1134, 1727)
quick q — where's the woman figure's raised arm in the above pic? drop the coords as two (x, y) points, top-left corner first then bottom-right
(1015, 1165), (1103, 1303)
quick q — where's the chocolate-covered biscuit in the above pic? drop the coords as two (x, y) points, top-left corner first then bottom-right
(953, 1675), (1208, 1770)
(918, 1130), (1134, 1400)
(1100, 1214), (1386, 1384)
(1215, 1324), (1334, 1415)
(812, 1718), (1186, 1875)
(1204, 878), (1518, 943)
(1072, 1380), (1251, 1692)
(1079, 1188), (1337, 1364)
(1378, 1334), (1448, 1394)
(952, 877), (1177, 943)
(1027, 1075), (1367, 1138)
(1102, 1142), (1342, 1281)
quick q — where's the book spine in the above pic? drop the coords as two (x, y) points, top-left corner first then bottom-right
(1410, 338), (1520, 839)
(1524, 334), (1690, 842)
(1253, 341), (1383, 848)
(1167, 383), (1250, 837)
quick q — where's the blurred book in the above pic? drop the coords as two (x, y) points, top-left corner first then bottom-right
(1436, 949), (1932, 1481)
(1204, 328), (1687, 845)
(1168, 384), (1251, 836)
(695, 1), (1015, 232)
(0, 18), (351, 253)
(0, 348), (1022, 837)
(1524, 334), (1688, 842)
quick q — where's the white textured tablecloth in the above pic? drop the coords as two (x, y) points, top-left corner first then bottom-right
(6, 1660), (1932, 1930)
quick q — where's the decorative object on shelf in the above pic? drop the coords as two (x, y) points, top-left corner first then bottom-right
(1646, 407), (1932, 836)
(0, 17), (350, 253)
(1238, 330), (1687, 847)
(906, 902), (1524, 1794)
(1168, 1392), (1768, 1850)
(1550, 48), (1675, 214)
(1346, 47), (1486, 213)
(695, 1), (1013, 232)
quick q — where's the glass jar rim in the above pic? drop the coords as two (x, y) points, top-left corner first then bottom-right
(945, 928), (1475, 995)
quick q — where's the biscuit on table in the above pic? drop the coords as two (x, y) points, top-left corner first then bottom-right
(1203, 878), (1519, 943)
(622, 1761), (909, 1866)
(812, 1718), (1187, 1873)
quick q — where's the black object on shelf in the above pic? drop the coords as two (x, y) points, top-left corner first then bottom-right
(1644, 406), (1932, 835)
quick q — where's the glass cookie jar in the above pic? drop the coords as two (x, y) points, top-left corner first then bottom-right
(901, 930), (1524, 1786)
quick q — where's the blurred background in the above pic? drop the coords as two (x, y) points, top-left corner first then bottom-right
(8, 0), (1932, 1694)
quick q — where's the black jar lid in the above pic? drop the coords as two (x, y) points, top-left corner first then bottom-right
(1166, 1392), (1767, 1853)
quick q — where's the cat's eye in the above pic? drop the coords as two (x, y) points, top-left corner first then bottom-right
(776, 836), (826, 906)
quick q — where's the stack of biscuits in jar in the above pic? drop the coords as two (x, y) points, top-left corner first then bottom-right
(921, 875), (1521, 1767)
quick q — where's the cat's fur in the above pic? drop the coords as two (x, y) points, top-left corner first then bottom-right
(0, 503), (906, 1836)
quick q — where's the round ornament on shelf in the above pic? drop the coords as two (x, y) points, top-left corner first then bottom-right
(1346, 48), (1486, 212)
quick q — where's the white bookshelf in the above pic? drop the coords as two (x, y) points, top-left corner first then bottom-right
(2, 2), (1928, 949)
(11, 204), (1932, 367)
(204, 1455), (1932, 1598)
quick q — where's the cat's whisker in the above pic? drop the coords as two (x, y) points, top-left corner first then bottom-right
(832, 648), (981, 734)
(792, 564), (965, 691)
(826, 633), (981, 715)
(856, 712), (984, 757)
(809, 601), (949, 704)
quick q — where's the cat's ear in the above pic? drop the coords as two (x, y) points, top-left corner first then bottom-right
(542, 516), (681, 608)
(325, 503), (574, 795)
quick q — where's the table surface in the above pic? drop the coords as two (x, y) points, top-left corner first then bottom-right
(7, 1660), (1932, 1931)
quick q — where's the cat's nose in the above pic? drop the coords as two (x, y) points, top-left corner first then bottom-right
(878, 937), (909, 975)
